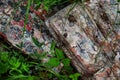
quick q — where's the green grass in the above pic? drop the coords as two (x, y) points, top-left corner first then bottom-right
(0, 41), (81, 80)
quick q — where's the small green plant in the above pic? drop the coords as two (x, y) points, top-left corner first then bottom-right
(31, 40), (81, 79)
(32, 37), (44, 48)
(115, 0), (120, 26)
(33, 0), (62, 11)
(0, 42), (37, 80)
(69, 73), (81, 80)
(0, 41), (81, 80)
